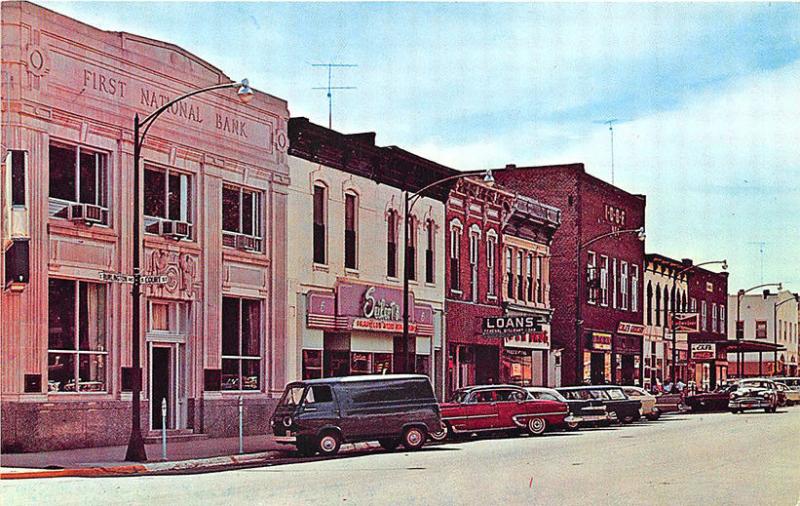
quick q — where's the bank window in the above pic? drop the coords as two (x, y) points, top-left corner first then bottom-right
(302, 350), (323, 380)
(344, 192), (357, 269)
(221, 297), (262, 391)
(486, 234), (496, 296)
(425, 220), (435, 284)
(222, 185), (263, 252)
(144, 167), (192, 236)
(620, 261), (628, 310)
(6, 150), (27, 207)
(47, 279), (107, 392)
(49, 143), (109, 224)
(587, 251), (598, 304)
(631, 265), (639, 312)
(600, 255), (609, 306)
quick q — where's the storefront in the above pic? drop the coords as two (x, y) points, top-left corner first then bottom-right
(615, 322), (644, 386)
(304, 282), (435, 379)
(495, 314), (552, 386)
(584, 332), (612, 385)
(688, 343), (727, 390)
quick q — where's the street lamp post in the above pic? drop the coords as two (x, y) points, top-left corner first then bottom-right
(574, 226), (645, 385)
(734, 282), (782, 380)
(772, 292), (799, 376)
(668, 260), (727, 386)
(125, 79), (253, 462)
(400, 169), (494, 373)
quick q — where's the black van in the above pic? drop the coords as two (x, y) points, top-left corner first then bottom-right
(271, 374), (442, 456)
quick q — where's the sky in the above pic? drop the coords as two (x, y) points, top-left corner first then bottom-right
(40, 1), (800, 292)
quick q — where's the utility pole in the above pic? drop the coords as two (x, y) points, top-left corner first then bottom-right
(312, 63), (357, 129)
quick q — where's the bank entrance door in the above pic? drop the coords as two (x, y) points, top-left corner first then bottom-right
(147, 301), (189, 431)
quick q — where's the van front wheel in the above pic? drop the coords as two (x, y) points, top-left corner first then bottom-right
(401, 426), (427, 450)
(317, 431), (341, 456)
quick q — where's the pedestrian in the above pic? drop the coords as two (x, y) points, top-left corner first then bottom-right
(663, 379), (673, 394)
(676, 379), (686, 392)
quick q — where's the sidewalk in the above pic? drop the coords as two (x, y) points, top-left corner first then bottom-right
(0, 434), (289, 479)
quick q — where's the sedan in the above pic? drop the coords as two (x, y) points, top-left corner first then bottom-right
(526, 386), (611, 429)
(622, 386), (660, 421)
(729, 379), (779, 414)
(432, 385), (570, 440)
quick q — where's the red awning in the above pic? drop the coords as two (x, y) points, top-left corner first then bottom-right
(722, 340), (785, 353)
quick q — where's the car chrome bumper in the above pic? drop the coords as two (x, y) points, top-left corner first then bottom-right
(729, 399), (771, 409)
(569, 414), (609, 423)
(273, 435), (297, 444)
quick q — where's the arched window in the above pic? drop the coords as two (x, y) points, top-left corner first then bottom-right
(407, 216), (417, 281)
(663, 285), (669, 325)
(386, 210), (398, 277)
(646, 281), (653, 325)
(655, 283), (661, 326)
(425, 220), (435, 284)
(505, 248), (514, 299)
(449, 220), (462, 292)
(344, 192), (357, 269)
(313, 184), (327, 264)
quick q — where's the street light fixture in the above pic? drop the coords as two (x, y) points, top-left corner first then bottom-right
(734, 282), (782, 380)
(668, 259), (726, 386)
(125, 79), (254, 462)
(574, 226), (645, 385)
(400, 169), (494, 373)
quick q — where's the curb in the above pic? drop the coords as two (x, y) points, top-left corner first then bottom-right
(0, 442), (381, 480)
(0, 451), (277, 480)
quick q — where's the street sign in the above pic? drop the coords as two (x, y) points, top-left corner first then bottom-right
(139, 275), (169, 285)
(98, 272), (168, 284)
(99, 272), (135, 283)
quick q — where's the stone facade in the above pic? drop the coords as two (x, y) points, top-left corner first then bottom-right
(1, 1), (289, 451)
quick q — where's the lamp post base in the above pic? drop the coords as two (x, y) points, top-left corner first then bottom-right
(125, 430), (148, 462)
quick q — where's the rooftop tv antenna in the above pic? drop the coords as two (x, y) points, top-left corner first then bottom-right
(312, 63), (357, 129)
(593, 118), (626, 185)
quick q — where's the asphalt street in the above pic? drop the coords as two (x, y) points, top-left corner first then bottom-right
(3, 408), (799, 506)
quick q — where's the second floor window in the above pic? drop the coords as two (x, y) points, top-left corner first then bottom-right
(719, 305), (726, 333)
(701, 300), (708, 331)
(387, 211), (398, 278)
(486, 236), (496, 295)
(655, 284), (661, 326)
(407, 217), (417, 281)
(449, 224), (461, 291)
(144, 167), (192, 235)
(631, 265), (639, 312)
(526, 254), (534, 302)
(620, 261), (628, 310)
(612, 258), (618, 309)
(516, 251), (524, 300)
(313, 185), (327, 264)
(600, 256), (609, 306)
(425, 221), (435, 284)
(222, 185), (262, 251)
(469, 231), (479, 302)
(587, 251), (598, 304)
(536, 255), (544, 303)
(344, 193), (357, 269)
(49, 143), (108, 223)
(712, 302), (718, 333)
(505, 248), (513, 299)
(646, 281), (653, 325)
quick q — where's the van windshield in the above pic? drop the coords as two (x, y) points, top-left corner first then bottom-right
(280, 385), (306, 407)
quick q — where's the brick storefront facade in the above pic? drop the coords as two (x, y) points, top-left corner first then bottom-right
(494, 164), (645, 386)
(685, 264), (729, 389)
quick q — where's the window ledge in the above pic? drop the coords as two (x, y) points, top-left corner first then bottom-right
(344, 268), (360, 277)
(409, 279), (419, 286)
(425, 282), (437, 288)
(451, 289), (463, 295)
(386, 276), (400, 283)
(313, 263), (330, 273)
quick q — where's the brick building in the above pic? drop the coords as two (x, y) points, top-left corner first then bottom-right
(684, 263), (729, 389)
(445, 177), (560, 393)
(494, 164), (645, 386)
(1, 2), (290, 451)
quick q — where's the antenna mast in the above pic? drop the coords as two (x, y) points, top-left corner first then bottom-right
(604, 118), (618, 185)
(312, 63), (357, 129)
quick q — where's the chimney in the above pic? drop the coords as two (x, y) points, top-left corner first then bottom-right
(505, 164), (516, 170)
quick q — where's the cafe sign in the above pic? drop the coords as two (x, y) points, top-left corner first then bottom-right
(483, 316), (541, 336)
(691, 343), (715, 360)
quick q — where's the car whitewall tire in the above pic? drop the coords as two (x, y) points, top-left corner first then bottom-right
(527, 417), (546, 435)
(429, 423), (449, 441)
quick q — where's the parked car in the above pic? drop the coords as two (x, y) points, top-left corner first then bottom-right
(432, 385), (570, 440)
(654, 393), (687, 414)
(774, 381), (800, 406)
(775, 377), (800, 390)
(621, 386), (660, 420)
(526, 386), (611, 429)
(685, 383), (738, 412)
(557, 386), (642, 424)
(729, 379), (779, 414)
(271, 374), (441, 456)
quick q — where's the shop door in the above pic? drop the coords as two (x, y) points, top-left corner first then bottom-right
(149, 343), (187, 430)
(621, 355), (635, 385)
(590, 353), (605, 385)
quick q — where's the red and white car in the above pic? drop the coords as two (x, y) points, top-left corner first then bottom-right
(430, 385), (570, 440)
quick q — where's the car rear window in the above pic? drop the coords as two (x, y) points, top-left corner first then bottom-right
(606, 389), (626, 400)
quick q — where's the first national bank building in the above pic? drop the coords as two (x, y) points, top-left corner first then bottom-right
(0, 1), (291, 451)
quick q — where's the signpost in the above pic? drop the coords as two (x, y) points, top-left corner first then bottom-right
(99, 271), (168, 284)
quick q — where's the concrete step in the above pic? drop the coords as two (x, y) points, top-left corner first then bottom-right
(143, 430), (209, 444)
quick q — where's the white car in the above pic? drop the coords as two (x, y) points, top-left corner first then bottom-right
(622, 386), (660, 421)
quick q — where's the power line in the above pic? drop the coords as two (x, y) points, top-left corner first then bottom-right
(311, 63), (357, 129)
